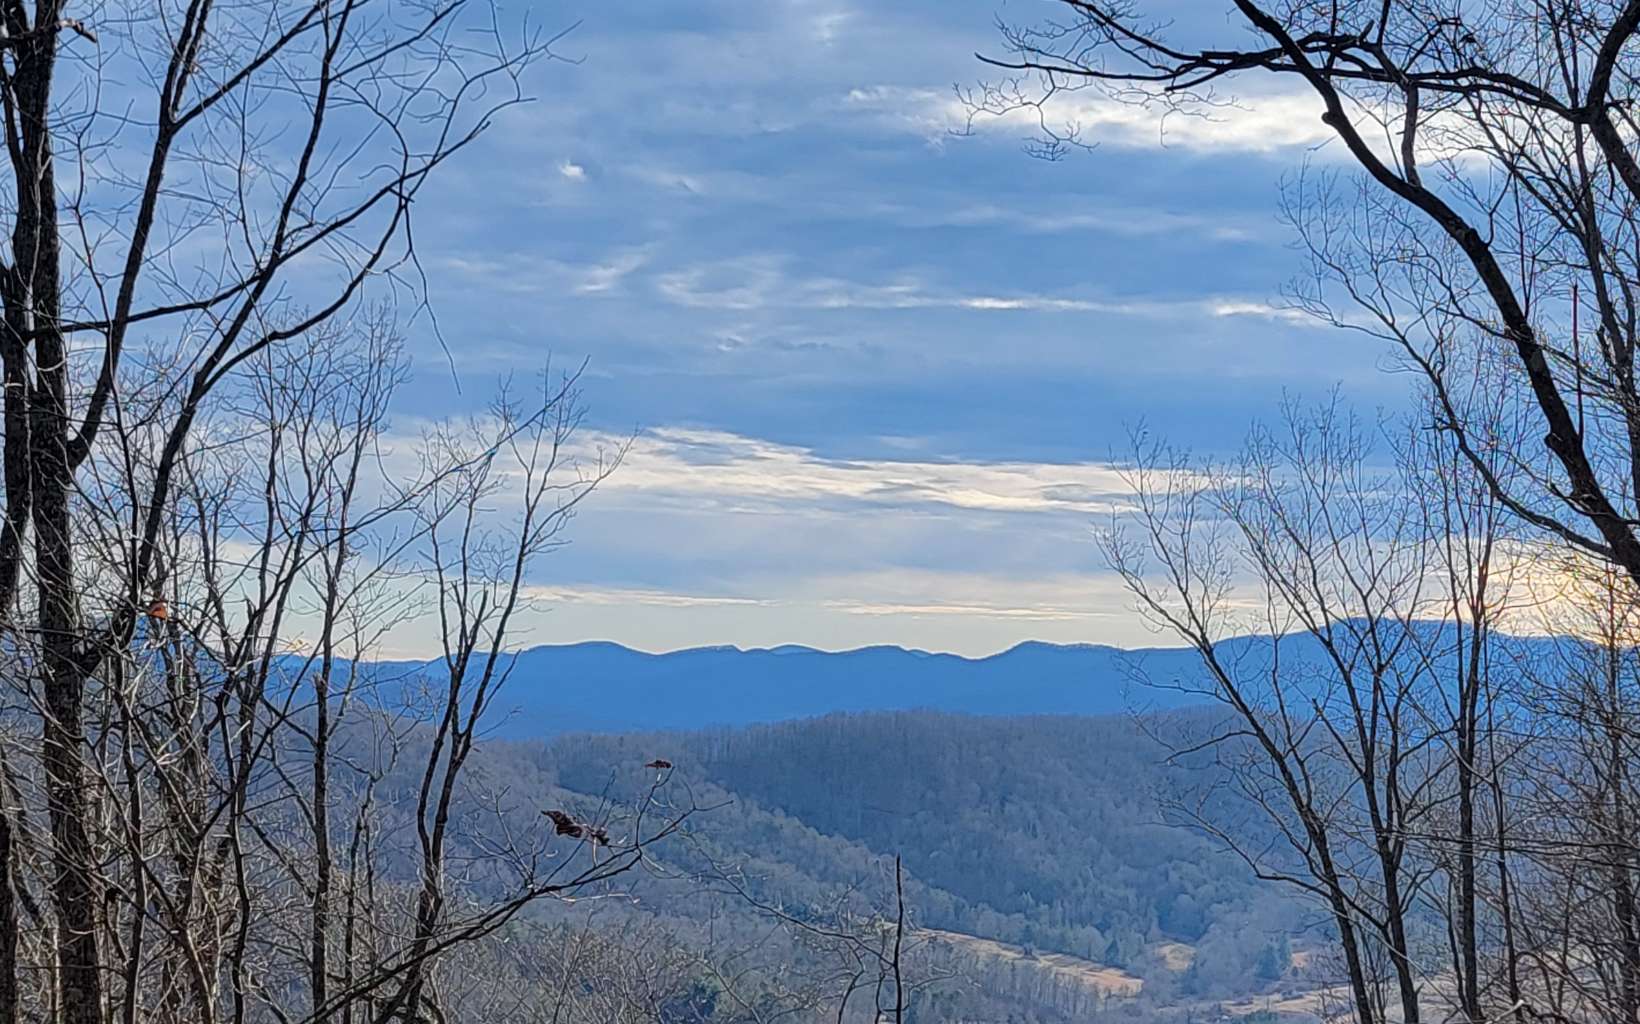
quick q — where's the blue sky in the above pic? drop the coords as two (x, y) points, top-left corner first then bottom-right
(389, 0), (1409, 655)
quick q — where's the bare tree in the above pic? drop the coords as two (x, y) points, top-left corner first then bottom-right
(0, 5), (692, 1023)
(1478, 550), (1640, 1024)
(1104, 393), (1522, 1024)
(970, 11), (1640, 1023)
(976, 0), (1640, 590)
(0, 307), (688, 1023)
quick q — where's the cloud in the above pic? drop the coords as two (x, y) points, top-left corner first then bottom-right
(627, 165), (708, 194)
(818, 570), (1122, 622)
(649, 253), (1258, 318)
(956, 296), (1108, 312)
(519, 578), (1124, 624)
(576, 248), (652, 294)
(1210, 300), (1321, 327)
(885, 201), (1267, 242)
(844, 80), (1495, 175)
(521, 584), (769, 609)
(439, 246), (652, 297)
(844, 84), (1335, 154)
(649, 254), (1318, 332)
(805, 5), (853, 45)
(594, 427), (1139, 517)
(385, 3), (1410, 657)
(332, 419), (1222, 658)
(408, 570), (1160, 658)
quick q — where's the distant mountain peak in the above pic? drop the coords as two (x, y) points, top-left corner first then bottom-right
(377, 624), (1541, 736)
(453, 637), (1211, 736)
(997, 639), (1115, 655)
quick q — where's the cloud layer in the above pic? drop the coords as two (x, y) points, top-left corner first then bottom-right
(373, 0), (1413, 653)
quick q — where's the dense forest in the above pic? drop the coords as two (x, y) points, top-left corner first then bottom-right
(541, 711), (1305, 982)
(376, 708), (1324, 1021)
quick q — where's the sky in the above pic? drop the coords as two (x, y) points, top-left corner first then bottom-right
(385, 0), (1414, 656)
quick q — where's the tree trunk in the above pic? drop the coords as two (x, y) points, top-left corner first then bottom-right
(0, 803), (18, 1024)
(12, 9), (102, 1021)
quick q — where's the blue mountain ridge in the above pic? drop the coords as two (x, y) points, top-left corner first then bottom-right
(348, 627), (1529, 737)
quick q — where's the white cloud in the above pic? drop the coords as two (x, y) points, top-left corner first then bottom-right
(628, 165), (707, 194)
(808, 7), (852, 45)
(558, 160), (587, 181)
(531, 571), (1130, 629)
(653, 254), (1156, 316)
(891, 201), (1267, 242)
(332, 425), (1198, 658)
(520, 585), (768, 609)
(845, 83), (1336, 154)
(957, 296), (1106, 312)
(1211, 300), (1320, 327)
(595, 427), (1139, 517)
(419, 573), (1165, 658)
(440, 246), (652, 297)
(846, 80), (1502, 174)
(576, 248), (652, 294)
(818, 571), (1120, 622)
(650, 253), (1319, 329)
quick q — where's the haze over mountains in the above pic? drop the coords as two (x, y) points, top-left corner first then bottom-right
(410, 638), (1212, 736)
(380, 625), (1535, 736)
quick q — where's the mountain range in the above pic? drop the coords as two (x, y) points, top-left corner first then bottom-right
(357, 626), (1567, 737)
(392, 638), (1219, 736)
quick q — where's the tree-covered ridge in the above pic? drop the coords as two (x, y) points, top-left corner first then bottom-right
(536, 709), (1311, 1001)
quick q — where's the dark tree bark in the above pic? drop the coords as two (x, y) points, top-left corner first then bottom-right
(0, 4), (644, 1022)
(978, 0), (1640, 589)
(2, 7), (105, 1020)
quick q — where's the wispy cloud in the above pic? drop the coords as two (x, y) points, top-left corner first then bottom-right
(844, 84), (1334, 154)
(596, 427), (1138, 517)
(440, 246), (652, 297)
(882, 201), (1267, 242)
(651, 253), (1283, 318)
(349, 422), (1196, 657)
(627, 165), (708, 194)
(576, 248), (652, 294)
(820, 574), (1119, 621)
(844, 81), (1490, 174)
(521, 584), (769, 609)
(421, 570), (1159, 658)
(1211, 300), (1322, 327)
(805, 4), (853, 45)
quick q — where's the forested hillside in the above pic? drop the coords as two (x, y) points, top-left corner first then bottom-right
(479, 709), (1323, 1020)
